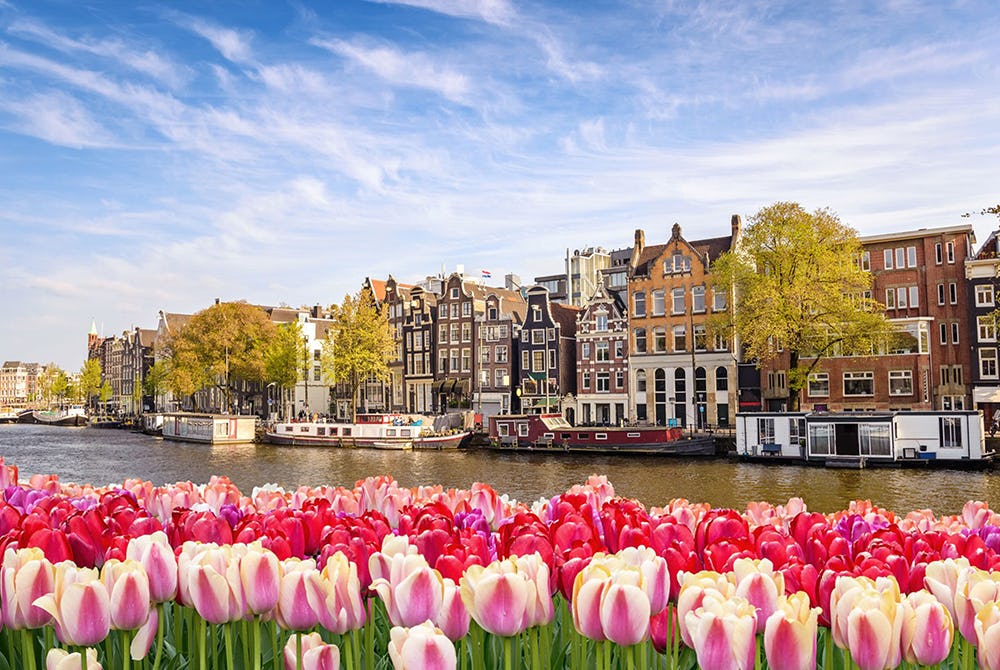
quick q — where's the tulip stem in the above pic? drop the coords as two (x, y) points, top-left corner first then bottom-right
(252, 618), (261, 670)
(20, 629), (35, 670)
(296, 631), (303, 670)
(503, 636), (513, 670)
(223, 623), (234, 670)
(123, 630), (133, 670)
(151, 604), (165, 670)
(198, 617), (207, 670)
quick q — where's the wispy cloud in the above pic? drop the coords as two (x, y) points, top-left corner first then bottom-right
(364, 0), (516, 26)
(177, 16), (254, 64)
(0, 90), (113, 148)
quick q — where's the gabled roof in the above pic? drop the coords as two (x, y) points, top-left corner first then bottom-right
(973, 230), (1000, 261)
(551, 302), (581, 335)
(632, 224), (735, 277)
(138, 329), (157, 347)
(160, 312), (192, 334)
(365, 278), (388, 303)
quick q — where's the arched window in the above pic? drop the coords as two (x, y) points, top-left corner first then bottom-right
(716, 366), (729, 391)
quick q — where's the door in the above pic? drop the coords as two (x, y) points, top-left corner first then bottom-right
(834, 423), (860, 456)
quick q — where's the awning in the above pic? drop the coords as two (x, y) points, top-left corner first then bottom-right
(974, 387), (1000, 404)
(433, 380), (452, 394)
(453, 378), (470, 394)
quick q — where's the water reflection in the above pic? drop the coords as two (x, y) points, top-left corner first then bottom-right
(1, 424), (998, 514)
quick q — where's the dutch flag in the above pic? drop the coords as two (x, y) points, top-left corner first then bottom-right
(481, 269), (492, 279)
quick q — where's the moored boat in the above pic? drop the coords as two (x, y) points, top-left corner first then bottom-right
(32, 405), (88, 427)
(162, 413), (257, 444)
(0, 408), (18, 424)
(265, 413), (470, 450)
(487, 413), (716, 456)
(142, 413), (165, 436)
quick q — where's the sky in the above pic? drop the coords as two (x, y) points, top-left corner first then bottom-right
(2, 0), (1000, 371)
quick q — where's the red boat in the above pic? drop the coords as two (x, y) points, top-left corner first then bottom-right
(487, 414), (716, 456)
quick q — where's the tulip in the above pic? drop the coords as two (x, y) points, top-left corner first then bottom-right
(371, 552), (444, 628)
(101, 558), (151, 631)
(900, 590), (953, 666)
(46, 647), (102, 670)
(600, 578), (651, 646)
(676, 570), (734, 647)
(34, 562), (112, 647)
(240, 541), (282, 615)
(130, 606), (159, 660)
(732, 557), (784, 634)
(387, 620), (457, 670)
(976, 601), (1000, 670)
(437, 577), (471, 641)
(283, 631), (341, 670)
(763, 592), (819, 670)
(685, 591), (757, 670)
(318, 551), (367, 634)
(460, 556), (536, 637)
(180, 544), (245, 624)
(1, 546), (55, 629)
(125, 531), (178, 603)
(275, 558), (324, 631)
(844, 583), (903, 670)
(954, 566), (1000, 645)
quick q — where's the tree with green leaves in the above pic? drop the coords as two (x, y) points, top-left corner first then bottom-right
(79, 358), (102, 413)
(710, 202), (894, 411)
(131, 379), (143, 415)
(37, 364), (69, 407)
(265, 321), (306, 420)
(166, 301), (278, 412)
(99, 381), (113, 415)
(321, 288), (394, 423)
(143, 360), (170, 413)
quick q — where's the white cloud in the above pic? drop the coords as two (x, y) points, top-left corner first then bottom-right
(0, 90), (113, 148)
(364, 0), (516, 26)
(180, 17), (254, 64)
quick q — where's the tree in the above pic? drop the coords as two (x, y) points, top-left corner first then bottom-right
(144, 360), (170, 412)
(37, 364), (68, 407)
(131, 379), (143, 415)
(265, 321), (306, 420)
(321, 288), (394, 423)
(79, 359), (102, 413)
(710, 202), (894, 411)
(166, 301), (278, 412)
(99, 381), (113, 414)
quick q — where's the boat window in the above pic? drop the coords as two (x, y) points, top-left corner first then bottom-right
(284, 426), (294, 433)
(578, 433), (590, 439)
(342, 428), (352, 436)
(543, 432), (554, 439)
(317, 427), (326, 436)
(940, 417), (962, 448)
(401, 429), (411, 437)
(627, 432), (641, 438)
(517, 423), (529, 437)
(329, 427), (338, 436)
(561, 433), (572, 439)
(386, 429), (396, 437)
(498, 424), (509, 436)
(595, 433), (607, 440)
(300, 426), (310, 432)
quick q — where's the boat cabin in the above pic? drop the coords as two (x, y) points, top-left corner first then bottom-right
(735, 410), (992, 464)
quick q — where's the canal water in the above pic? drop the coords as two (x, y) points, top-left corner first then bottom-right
(1, 424), (998, 515)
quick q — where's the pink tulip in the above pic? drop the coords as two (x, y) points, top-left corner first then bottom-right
(600, 580), (651, 646)
(371, 552), (444, 627)
(954, 566), (1000, 645)
(459, 557), (535, 637)
(976, 601), (1000, 670)
(387, 621), (457, 670)
(572, 561), (610, 641)
(900, 590), (953, 666)
(685, 591), (757, 670)
(283, 631), (341, 670)
(130, 606), (159, 661)
(923, 557), (971, 623)
(319, 552), (367, 634)
(844, 585), (903, 670)
(437, 577), (470, 641)
(275, 558), (324, 631)
(240, 541), (282, 615)
(34, 563), (111, 647)
(764, 592), (819, 670)
(126, 531), (178, 603)
(732, 558), (784, 634)
(180, 544), (245, 625)
(46, 647), (102, 670)
(101, 559), (152, 631)
(512, 553), (554, 627)
(1, 546), (55, 629)
(611, 546), (671, 615)
(676, 571), (734, 647)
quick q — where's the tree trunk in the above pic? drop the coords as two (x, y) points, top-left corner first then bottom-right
(788, 351), (801, 411)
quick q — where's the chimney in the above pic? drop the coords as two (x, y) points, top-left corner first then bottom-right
(731, 214), (742, 240)
(631, 229), (645, 270)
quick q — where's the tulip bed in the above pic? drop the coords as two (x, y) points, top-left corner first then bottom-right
(0, 456), (999, 670)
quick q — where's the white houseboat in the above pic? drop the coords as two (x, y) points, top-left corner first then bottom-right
(265, 413), (469, 450)
(735, 411), (994, 467)
(162, 413), (257, 444)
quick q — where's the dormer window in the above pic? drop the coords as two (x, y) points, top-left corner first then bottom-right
(666, 254), (691, 274)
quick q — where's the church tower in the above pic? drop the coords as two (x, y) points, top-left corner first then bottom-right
(88, 319), (99, 357)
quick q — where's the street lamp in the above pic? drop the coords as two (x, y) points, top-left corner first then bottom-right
(265, 382), (277, 422)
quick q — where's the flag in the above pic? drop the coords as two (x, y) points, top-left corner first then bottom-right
(481, 269), (492, 279)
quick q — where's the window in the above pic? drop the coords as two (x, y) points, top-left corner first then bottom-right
(462, 302), (471, 317)
(461, 349), (470, 372)
(979, 316), (996, 342)
(673, 325), (686, 352)
(461, 322), (471, 342)
(581, 342), (591, 359)
(888, 370), (913, 396)
(954, 366), (963, 385)
(531, 330), (545, 345)
(450, 350), (459, 372)
(860, 251), (871, 271)
(907, 246), (917, 267)
(499, 324), (508, 339)
(714, 333), (728, 351)
(713, 289), (727, 311)
(937, 284), (945, 306)
(843, 371), (874, 396)
(547, 327), (555, 341)
(615, 341), (625, 358)
(896, 287), (907, 309)
(414, 331), (423, 348)
(692, 286), (706, 313)
(450, 324), (459, 343)
(450, 287), (459, 299)
(672, 288), (685, 314)
(440, 351), (448, 373)
(981, 349), (998, 379)
(634, 328), (647, 353)
(908, 286), (918, 308)
(532, 351), (545, 372)
(439, 305), (447, 319)
(946, 241), (955, 263)
(895, 247), (905, 269)
(860, 424), (892, 456)
(532, 305), (542, 321)
(949, 282), (957, 304)
(488, 306), (498, 320)
(758, 417), (776, 445)
(940, 417), (962, 448)
(808, 373), (830, 397)
(522, 351), (529, 371)
(715, 366), (728, 391)
(549, 350), (556, 369)
(653, 327), (667, 353)
(636, 370), (647, 392)
(596, 372), (610, 393)
(633, 291), (646, 317)
(977, 284), (995, 307)
(939, 323), (947, 345)
(885, 289), (895, 309)
(651, 290), (665, 316)
(694, 325), (707, 351)
(596, 342), (610, 362)
(450, 303), (459, 319)
(582, 371), (591, 390)
(518, 422), (529, 437)
(495, 345), (508, 363)
(616, 370), (624, 389)
(809, 424), (834, 456)
(480, 347), (490, 364)
(595, 314), (608, 331)
(883, 249), (893, 270)
(935, 243), (943, 265)
(952, 322), (960, 344)
(495, 369), (506, 387)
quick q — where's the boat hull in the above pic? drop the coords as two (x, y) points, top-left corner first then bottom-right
(32, 412), (88, 427)
(264, 430), (471, 450)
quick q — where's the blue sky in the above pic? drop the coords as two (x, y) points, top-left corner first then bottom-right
(2, 0), (999, 371)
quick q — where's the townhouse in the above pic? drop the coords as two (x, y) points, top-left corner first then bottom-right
(475, 289), (526, 417)
(515, 286), (579, 416)
(575, 281), (629, 425)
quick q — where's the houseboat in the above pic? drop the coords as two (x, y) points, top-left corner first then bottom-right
(142, 413), (165, 436)
(735, 410), (994, 467)
(0, 408), (18, 424)
(264, 413), (470, 450)
(487, 413), (716, 456)
(31, 405), (88, 427)
(161, 413), (257, 444)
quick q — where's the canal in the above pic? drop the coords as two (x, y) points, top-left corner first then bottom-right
(1, 424), (997, 515)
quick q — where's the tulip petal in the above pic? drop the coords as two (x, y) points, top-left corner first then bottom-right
(472, 574), (528, 637)
(600, 584), (650, 647)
